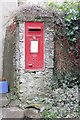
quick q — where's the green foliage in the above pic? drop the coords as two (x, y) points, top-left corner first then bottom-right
(7, 87), (19, 101)
(59, 0), (80, 43)
(47, 1), (59, 10)
(41, 97), (60, 118)
(47, 0), (80, 88)
(7, 93), (18, 101)
(42, 108), (60, 118)
(57, 71), (71, 88)
(41, 109), (52, 118)
(47, 0), (80, 43)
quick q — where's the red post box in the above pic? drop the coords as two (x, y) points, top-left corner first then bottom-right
(25, 22), (44, 70)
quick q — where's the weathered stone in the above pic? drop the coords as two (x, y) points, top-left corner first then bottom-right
(24, 108), (41, 118)
(8, 100), (20, 107)
(0, 108), (3, 120)
(14, 6), (55, 102)
(2, 107), (24, 118)
(0, 94), (9, 108)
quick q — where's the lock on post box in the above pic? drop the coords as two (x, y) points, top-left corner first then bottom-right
(25, 22), (44, 70)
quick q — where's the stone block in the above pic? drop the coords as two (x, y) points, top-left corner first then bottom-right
(24, 108), (40, 118)
(0, 94), (9, 108)
(2, 107), (24, 118)
(0, 108), (3, 120)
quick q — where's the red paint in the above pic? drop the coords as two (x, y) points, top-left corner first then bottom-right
(25, 22), (44, 70)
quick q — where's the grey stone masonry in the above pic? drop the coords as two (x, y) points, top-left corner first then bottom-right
(2, 107), (24, 118)
(15, 6), (54, 105)
(16, 17), (54, 103)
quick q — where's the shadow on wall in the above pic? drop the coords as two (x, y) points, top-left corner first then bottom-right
(2, 24), (17, 90)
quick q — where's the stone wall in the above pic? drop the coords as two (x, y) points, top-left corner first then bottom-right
(16, 20), (54, 103)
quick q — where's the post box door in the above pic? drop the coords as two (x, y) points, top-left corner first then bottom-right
(25, 22), (44, 70)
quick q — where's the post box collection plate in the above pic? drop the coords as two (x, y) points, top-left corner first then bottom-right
(31, 41), (38, 53)
(25, 22), (44, 70)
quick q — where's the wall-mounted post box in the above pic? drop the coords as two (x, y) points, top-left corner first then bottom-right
(25, 22), (44, 70)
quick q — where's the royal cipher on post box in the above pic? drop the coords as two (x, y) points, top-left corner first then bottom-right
(25, 22), (44, 70)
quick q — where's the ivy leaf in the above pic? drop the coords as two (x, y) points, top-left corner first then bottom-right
(70, 31), (74, 35)
(67, 32), (70, 36)
(66, 18), (71, 22)
(73, 16), (77, 20)
(70, 38), (76, 42)
(74, 26), (78, 30)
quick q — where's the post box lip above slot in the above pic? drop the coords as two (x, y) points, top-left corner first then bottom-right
(28, 27), (41, 32)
